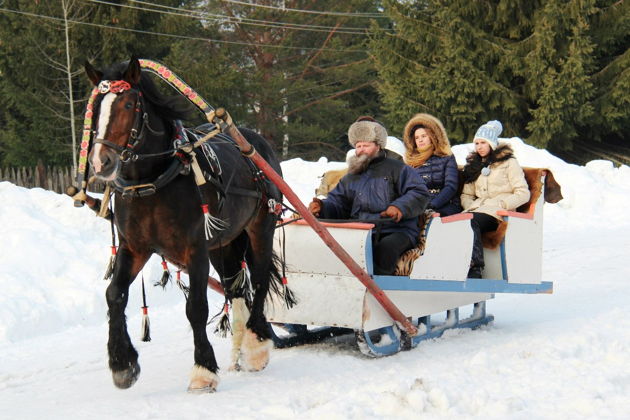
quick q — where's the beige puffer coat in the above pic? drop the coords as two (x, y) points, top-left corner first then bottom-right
(461, 147), (530, 220)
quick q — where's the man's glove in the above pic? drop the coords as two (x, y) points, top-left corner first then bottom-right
(308, 198), (323, 217)
(380, 205), (402, 222)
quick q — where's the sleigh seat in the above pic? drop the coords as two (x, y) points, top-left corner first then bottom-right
(394, 168), (562, 278)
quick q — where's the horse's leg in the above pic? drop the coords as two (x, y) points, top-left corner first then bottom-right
(229, 296), (250, 370)
(209, 232), (249, 371)
(186, 244), (220, 393)
(106, 243), (149, 389)
(241, 214), (277, 371)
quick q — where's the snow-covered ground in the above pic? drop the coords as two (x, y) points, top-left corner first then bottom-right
(1, 138), (629, 419)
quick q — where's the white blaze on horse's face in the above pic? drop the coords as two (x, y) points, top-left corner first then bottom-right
(89, 89), (138, 181)
(91, 92), (117, 177)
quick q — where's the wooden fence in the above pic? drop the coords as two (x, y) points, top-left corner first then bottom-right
(0, 164), (105, 194)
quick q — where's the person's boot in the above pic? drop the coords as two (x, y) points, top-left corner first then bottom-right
(467, 264), (483, 279)
(468, 225), (485, 278)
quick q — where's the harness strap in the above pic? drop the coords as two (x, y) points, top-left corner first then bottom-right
(94, 138), (125, 152)
(113, 159), (184, 197)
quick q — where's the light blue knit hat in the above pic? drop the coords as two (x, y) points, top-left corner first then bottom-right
(474, 120), (503, 150)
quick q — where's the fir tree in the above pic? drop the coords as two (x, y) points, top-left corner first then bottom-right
(0, 0), (201, 167)
(196, 0), (385, 160)
(371, 0), (629, 154)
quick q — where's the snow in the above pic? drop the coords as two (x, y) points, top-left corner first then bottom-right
(1, 138), (630, 419)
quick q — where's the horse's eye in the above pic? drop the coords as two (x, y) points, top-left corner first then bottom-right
(125, 102), (133, 110)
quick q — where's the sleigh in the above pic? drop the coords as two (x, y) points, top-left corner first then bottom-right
(72, 58), (563, 391)
(266, 168), (561, 356)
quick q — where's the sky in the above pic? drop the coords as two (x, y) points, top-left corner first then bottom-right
(1, 138), (629, 419)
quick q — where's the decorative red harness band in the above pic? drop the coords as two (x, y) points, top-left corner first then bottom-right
(98, 80), (132, 94)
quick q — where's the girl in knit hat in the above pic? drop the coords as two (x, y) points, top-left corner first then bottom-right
(403, 113), (462, 216)
(461, 120), (530, 278)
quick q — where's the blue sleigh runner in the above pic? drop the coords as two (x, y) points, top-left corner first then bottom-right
(266, 168), (561, 356)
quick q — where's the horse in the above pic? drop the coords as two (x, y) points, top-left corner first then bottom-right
(85, 57), (286, 393)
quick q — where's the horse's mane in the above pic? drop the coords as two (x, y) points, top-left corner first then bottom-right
(138, 71), (192, 121)
(102, 61), (192, 122)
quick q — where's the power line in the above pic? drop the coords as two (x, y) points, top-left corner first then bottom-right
(0, 6), (368, 53)
(221, 0), (387, 18)
(89, 0), (386, 35)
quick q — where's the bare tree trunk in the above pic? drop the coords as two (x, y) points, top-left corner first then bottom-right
(62, 0), (78, 174)
(37, 159), (48, 190)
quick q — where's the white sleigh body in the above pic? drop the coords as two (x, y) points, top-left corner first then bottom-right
(265, 170), (553, 356)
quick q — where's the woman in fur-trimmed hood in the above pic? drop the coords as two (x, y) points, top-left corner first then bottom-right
(402, 113), (462, 216)
(461, 120), (530, 279)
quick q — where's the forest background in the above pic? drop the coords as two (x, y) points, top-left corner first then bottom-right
(0, 0), (628, 170)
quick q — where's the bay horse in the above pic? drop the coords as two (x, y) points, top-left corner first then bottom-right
(85, 57), (285, 392)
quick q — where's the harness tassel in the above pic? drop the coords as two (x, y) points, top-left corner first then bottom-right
(175, 270), (190, 298)
(201, 204), (228, 240)
(230, 260), (254, 307)
(140, 276), (151, 342)
(155, 258), (171, 288)
(103, 245), (117, 281)
(212, 301), (232, 338)
(140, 305), (151, 342)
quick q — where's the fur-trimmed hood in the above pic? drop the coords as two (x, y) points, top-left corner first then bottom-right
(403, 113), (452, 157)
(462, 143), (515, 184)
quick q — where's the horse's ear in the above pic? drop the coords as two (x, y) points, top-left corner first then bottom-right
(123, 56), (142, 85)
(85, 61), (102, 86)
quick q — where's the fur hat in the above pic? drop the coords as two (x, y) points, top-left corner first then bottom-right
(348, 120), (388, 149)
(403, 113), (451, 156)
(474, 120), (503, 150)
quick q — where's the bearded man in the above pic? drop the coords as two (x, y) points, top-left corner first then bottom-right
(308, 119), (429, 275)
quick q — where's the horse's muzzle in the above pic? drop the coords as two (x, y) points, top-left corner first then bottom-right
(89, 144), (119, 181)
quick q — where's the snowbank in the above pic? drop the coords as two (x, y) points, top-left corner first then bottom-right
(1, 138), (630, 418)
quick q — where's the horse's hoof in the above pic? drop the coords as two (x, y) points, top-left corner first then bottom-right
(112, 363), (141, 389)
(187, 385), (216, 394)
(188, 365), (219, 393)
(240, 328), (272, 372)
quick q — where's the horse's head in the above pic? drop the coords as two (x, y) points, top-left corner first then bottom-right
(86, 57), (146, 181)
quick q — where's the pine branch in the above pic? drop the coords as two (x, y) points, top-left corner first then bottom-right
(287, 57), (370, 80)
(297, 22), (343, 80)
(287, 141), (346, 155)
(281, 80), (375, 118)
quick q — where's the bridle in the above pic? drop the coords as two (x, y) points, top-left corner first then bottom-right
(93, 80), (172, 163)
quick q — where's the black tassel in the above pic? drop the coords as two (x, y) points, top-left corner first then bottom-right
(103, 246), (117, 281)
(282, 276), (298, 309)
(154, 258), (171, 288)
(140, 276), (151, 342)
(140, 306), (151, 342)
(211, 302), (232, 337)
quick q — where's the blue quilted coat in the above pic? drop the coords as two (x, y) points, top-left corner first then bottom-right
(412, 154), (462, 216)
(320, 153), (429, 243)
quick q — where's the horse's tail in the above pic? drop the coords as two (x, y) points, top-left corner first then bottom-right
(269, 250), (298, 309)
